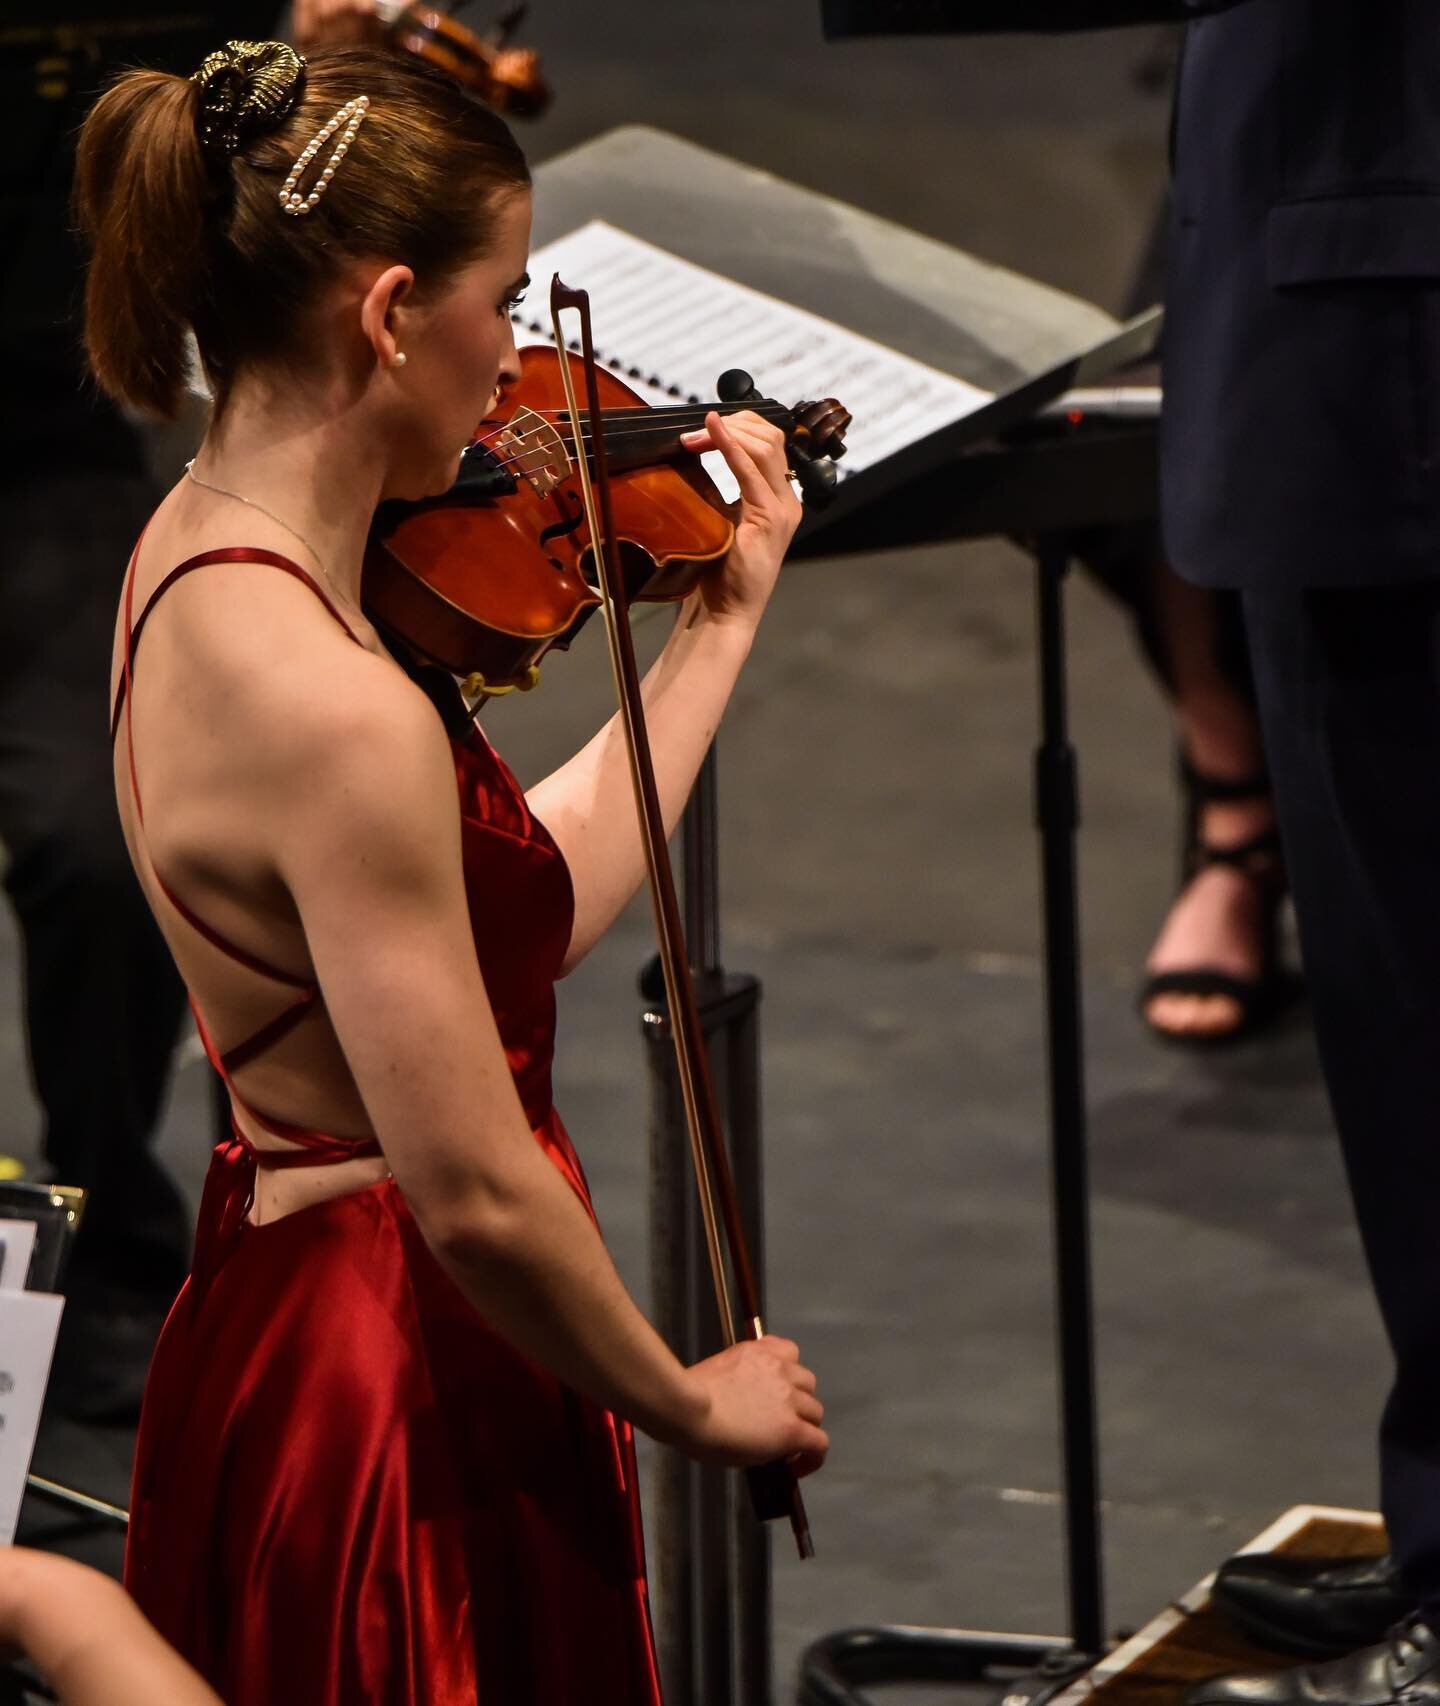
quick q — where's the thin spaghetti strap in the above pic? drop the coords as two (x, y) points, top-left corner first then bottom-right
(112, 544), (364, 741)
(116, 532), (384, 1171)
(116, 538), (344, 1047)
(115, 540), (367, 971)
(149, 546), (366, 643)
(118, 547), (315, 985)
(189, 996), (380, 1160)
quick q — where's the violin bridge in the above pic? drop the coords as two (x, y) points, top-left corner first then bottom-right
(493, 406), (570, 497)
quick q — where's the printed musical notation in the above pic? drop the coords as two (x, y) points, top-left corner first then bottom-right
(518, 220), (992, 489)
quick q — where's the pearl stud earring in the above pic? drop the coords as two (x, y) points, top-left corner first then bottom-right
(393, 352), (407, 368)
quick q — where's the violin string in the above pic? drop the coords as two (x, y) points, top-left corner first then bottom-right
(464, 402), (791, 464)
(516, 404), (792, 420)
(472, 428), (802, 479)
(470, 422), (833, 481)
(462, 401), (794, 455)
(466, 428), (793, 474)
(466, 430), (767, 471)
(463, 414), (793, 461)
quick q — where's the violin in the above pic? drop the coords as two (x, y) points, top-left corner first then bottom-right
(378, 0), (550, 117)
(364, 343), (850, 698)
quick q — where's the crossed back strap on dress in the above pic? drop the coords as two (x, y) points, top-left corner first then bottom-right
(113, 540), (383, 1172)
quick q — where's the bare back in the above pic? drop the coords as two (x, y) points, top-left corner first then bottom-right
(109, 483), (424, 1222)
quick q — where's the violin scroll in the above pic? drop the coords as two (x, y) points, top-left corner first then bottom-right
(716, 369), (850, 508)
(792, 396), (852, 464)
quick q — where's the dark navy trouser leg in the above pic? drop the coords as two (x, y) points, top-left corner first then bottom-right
(1245, 581), (1440, 1620)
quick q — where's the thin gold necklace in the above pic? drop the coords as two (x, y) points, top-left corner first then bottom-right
(184, 460), (354, 611)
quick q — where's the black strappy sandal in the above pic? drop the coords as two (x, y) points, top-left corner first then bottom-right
(1139, 760), (1297, 1046)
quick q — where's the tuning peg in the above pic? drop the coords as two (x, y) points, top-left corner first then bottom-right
(715, 370), (840, 509)
(788, 449), (837, 506)
(716, 368), (756, 403)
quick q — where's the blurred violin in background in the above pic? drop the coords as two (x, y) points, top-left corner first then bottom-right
(377, 0), (551, 116)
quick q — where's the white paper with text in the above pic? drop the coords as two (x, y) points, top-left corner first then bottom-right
(518, 219), (992, 500)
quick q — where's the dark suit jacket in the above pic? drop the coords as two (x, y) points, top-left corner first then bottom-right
(823, 0), (1440, 589)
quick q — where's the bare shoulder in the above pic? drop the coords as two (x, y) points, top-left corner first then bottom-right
(253, 631), (457, 841)
(175, 559), (437, 730)
(160, 558), (459, 843)
(281, 651), (459, 839)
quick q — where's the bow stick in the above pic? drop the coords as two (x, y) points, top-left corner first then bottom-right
(548, 274), (813, 1560)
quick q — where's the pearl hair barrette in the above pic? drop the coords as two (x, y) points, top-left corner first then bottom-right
(279, 94), (369, 217)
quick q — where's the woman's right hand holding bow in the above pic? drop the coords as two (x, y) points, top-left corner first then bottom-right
(674, 1336), (829, 1477)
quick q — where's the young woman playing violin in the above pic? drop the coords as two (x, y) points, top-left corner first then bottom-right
(77, 40), (826, 1706)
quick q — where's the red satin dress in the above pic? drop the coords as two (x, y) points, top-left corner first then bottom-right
(113, 546), (663, 1706)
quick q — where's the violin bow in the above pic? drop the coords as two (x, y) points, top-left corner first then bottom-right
(548, 274), (813, 1560)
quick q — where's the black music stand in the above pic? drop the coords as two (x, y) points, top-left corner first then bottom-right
(530, 126), (1162, 1706)
(793, 20), (1175, 1695)
(643, 391), (1163, 1706)
(792, 410), (1159, 1705)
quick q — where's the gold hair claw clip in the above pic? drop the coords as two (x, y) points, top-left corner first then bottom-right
(192, 39), (306, 160)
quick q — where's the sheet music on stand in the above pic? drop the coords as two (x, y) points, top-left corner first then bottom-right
(524, 149), (1159, 526)
(527, 128), (1163, 1706)
(518, 220), (989, 470)
(521, 219), (992, 502)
